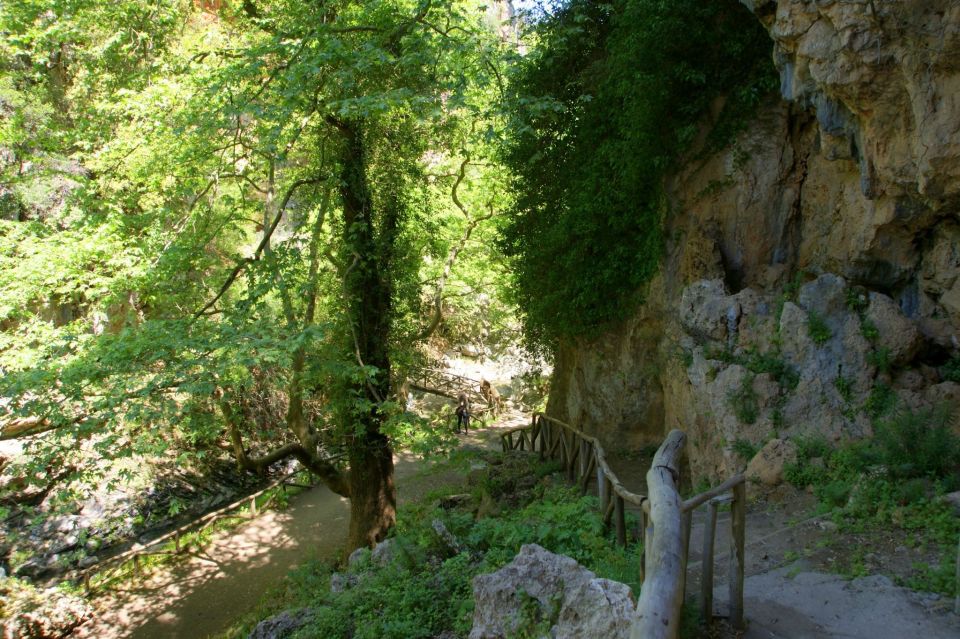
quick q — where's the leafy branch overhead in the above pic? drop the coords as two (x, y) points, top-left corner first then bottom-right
(0, 0), (513, 549)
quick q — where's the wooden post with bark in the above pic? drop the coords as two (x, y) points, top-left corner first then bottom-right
(633, 429), (686, 639)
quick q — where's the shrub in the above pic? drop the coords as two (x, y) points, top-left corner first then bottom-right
(731, 438), (759, 461)
(728, 376), (759, 424)
(942, 355), (960, 383)
(834, 376), (853, 403)
(784, 462), (820, 489)
(807, 310), (831, 344)
(501, 0), (776, 349)
(845, 287), (868, 313)
(816, 480), (852, 509)
(864, 383), (895, 418)
(224, 460), (642, 639)
(867, 347), (892, 374)
(873, 406), (960, 480)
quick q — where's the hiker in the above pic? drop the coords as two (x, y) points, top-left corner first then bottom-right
(455, 392), (470, 434)
(479, 379), (502, 416)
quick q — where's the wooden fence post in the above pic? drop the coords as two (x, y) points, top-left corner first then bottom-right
(700, 500), (718, 624)
(579, 440), (587, 479)
(596, 459), (606, 504)
(615, 495), (627, 547)
(633, 429), (686, 639)
(641, 500), (651, 585)
(680, 509), (692, 598)
(729, 481), (746, 630)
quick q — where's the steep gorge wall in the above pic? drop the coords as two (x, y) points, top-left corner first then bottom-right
(547, 0), (960, 482)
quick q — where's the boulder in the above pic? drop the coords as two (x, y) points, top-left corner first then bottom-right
(1, 583), (92, 639)
(248, 608), (315, 639)
(329, 572), (359, 593)
(347, 546), (370, 568)
(798, 274), (848, 321)
(865, 292), (921, 365)
(460, 343), (482, 358)
(469, 544), (635, 639)
(371, 538), (399, 567)
(746, 439), (799, 486)
(679, 279), (737, 343)
(941, 491), (960, 517)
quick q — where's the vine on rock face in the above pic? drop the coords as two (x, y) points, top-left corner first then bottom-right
(500, 0), (776, 352)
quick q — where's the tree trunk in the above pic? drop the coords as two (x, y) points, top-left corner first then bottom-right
(347, 432), (396, 548)
(336, 118), (398, 550)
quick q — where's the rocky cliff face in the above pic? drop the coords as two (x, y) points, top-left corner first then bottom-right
(547, 0), (960, 482)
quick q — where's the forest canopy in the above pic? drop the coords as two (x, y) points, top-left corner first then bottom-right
(1, 0), (512, 549)
(1, 0), (775, 554)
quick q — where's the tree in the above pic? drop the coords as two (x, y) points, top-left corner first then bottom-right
(0, 0), (511, 551)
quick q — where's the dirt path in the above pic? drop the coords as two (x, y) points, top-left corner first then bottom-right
(73, 415), (523, 639)
(608, 459), (958, 638)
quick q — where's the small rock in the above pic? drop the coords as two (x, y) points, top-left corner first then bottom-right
(248, 608), (315, 639)
(371, 538), (399, 567)
(347, 546), (370, 568)
(745, 439), (799, 486)
(816, 520), (838, 533)
(329, 572), (359, 593)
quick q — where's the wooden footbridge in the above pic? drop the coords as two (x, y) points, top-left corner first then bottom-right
(501, 413), (746, 638)
(407, 367), (497, 415)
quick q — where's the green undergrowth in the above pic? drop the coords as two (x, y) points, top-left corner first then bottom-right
(219, 450), (643, 639)
(783, 406), (960, 594)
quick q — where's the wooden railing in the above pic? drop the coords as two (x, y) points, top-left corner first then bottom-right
(501, 413), (646, 552)
(680, 471), (746, 630)
(502, 415), (746, 638)
(410, 367), (486, 403)
(77, 469), (314, 593)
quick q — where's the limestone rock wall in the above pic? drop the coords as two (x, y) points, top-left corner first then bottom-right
(546, 0), (960, 482)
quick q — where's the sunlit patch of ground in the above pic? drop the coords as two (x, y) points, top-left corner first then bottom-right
(72, 410), (526, 639)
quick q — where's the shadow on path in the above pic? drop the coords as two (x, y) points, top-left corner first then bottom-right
(73, 417), (519, 639)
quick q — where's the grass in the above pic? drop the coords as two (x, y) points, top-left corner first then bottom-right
(782, 406), (960, 595)
(728, 375), (759, 424)
(217, 450), (644, 639)
(731, 438), (759, 462)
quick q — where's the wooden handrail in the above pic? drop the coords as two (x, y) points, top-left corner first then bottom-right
(513, 413), (647, 505)
(682, 474), (744, 512)
(635, 429), (686, 639)
(77, 468), (315, 592)
(503, 413), (746, 636)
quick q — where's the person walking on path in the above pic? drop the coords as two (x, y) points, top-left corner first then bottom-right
(454, 392), (470, 434)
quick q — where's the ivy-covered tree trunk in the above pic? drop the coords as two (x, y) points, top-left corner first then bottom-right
(336, 119), (398, 549)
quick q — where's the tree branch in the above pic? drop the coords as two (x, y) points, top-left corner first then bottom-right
(194, 177), (324, 318)
(417, 155), (494, 340)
